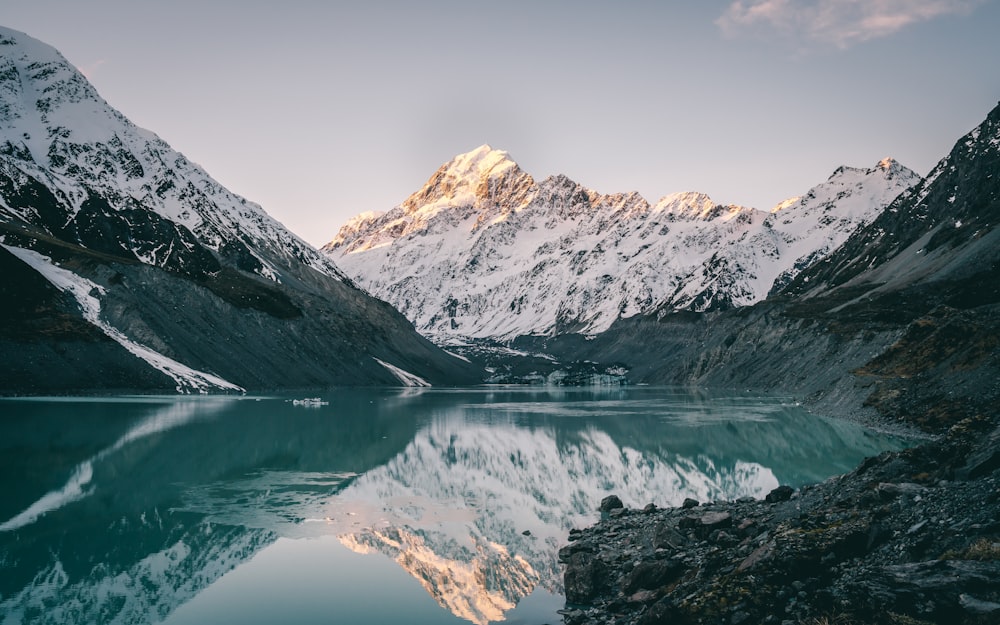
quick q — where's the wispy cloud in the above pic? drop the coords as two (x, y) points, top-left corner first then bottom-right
(716, 0), (985, 48)
(80, 58), (108, 80)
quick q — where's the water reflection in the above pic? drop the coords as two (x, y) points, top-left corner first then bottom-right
(0, 388), (907, 625)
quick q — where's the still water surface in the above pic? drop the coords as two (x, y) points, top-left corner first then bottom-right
(0, 387), (908, 625)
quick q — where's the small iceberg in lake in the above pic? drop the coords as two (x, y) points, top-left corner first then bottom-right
(291, 398), (328, 407)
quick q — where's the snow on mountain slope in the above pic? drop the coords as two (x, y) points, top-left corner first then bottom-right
(0, 26), (342, 283)
(325, 146), (919, 339)
(2, 243), (243, 393)
(0, 26), (481, 391)
(662, 157), (922, 311)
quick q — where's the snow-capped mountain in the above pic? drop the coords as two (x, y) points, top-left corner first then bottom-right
(786, 103), (1000, 301)
(663, 157), (922, 311)
(546, 103), (1000, 431)
(0, 26), (478, 391)
(324, 145), (918, 340)
(0, 28), (337, 283)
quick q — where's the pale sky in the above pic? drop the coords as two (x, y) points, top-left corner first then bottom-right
(2, 1), (999, 246)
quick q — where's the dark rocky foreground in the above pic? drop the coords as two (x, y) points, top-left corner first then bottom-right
(560, 415), (1000, 625)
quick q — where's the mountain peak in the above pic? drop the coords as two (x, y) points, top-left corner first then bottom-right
(653, 191), (742, 221)
(873, 157), (919, 182)
(441, 144), (519, 180)
(876, 157), (898, 171)
(0, 27), (113, 141)
(402, 146), (535, 216)
(0, 26), (61, 63)
(771, 158), (919, 219)
(827, 158), (917, 185)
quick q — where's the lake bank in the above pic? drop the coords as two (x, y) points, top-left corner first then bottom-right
(560, 412), (1000, 625)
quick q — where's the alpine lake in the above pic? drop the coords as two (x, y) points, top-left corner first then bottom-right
(0, 387), (910, 625)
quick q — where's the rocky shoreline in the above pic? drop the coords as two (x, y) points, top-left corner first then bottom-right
(560, 414), (1000, 625)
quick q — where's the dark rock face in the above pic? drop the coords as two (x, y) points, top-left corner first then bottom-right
(765, 485), (794, 503)
(72, 194), (222, 276)
(564, 551), (606, 605)
(621, 559), (685, 595)
(0, 244), (170, 392)
(600, 495), (625, 512)
(561, 418), (1000, 625)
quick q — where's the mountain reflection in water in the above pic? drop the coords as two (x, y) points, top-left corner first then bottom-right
(0, 388), (908, 625)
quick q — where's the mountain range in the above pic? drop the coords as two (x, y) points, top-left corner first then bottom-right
(321, 96), (998, 433)
(0, 26), (478, 393)
(1, 22), (997, 422)
(324, 146), (919, 339)
(541, 102), (1000, 431)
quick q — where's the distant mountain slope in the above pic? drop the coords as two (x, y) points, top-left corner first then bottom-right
(325, 146), (917, 340)
(784, 103), (1000, 308)
(548, 102), (1000, 434)
(0, 26), (479, 392)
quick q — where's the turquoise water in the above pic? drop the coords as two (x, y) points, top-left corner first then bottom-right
(0, 387), (907, 625)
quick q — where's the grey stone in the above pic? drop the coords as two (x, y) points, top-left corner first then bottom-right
(564, 551), (604, 604)
(960, 593), (1000, 615)
(765, 485), (794, 503)
(621, 558), (685, 594)
(700, 511), (733, 529)
(599, 494), (624, 512)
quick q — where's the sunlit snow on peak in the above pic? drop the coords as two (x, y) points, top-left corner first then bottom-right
(328, 146), (920, 337)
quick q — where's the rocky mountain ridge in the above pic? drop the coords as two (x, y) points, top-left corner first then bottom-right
(325, 145), (918, 339)
(0, 27), (338, 283)
(0, 26), (479, 392)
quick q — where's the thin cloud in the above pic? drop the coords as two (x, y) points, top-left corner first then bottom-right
(716, 0), (986, 48)
(79, 58), (108, 80)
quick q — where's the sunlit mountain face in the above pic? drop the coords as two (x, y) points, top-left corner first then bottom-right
(0, 389), (907, 625)
(325, 145), (918, 340)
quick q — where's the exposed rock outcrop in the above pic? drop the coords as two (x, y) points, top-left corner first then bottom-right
(561, 417), (1000, 625)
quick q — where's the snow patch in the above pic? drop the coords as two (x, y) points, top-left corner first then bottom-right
(2, 244), (244, 393)
(373, 357), (432, 387)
